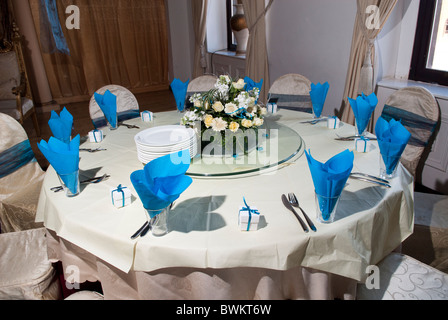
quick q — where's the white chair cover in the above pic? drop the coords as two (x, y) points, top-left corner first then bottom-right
(187, 75), (218, 95)
(267, 74), (312, 112)
(65, 291), (104, 300)
(403, 192), (448, 274)
(0, 228), (61, 300)
(381, 87), (440, 177)
(89, 85), (140, 128)
(0, 112), (44, 233)
(357, 253), (448, 300)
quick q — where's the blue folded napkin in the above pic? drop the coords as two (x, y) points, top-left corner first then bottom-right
(48, 107), (73, 143)
(94, 90), (117, 128)
(130, 150), (193, 217)
(305, 149), (354, 220)
(170, 78), (190, 112)
(348, 92), (378, 135)
(244, 77), (263, 103)
(375, 117), (411, 175)
(37, 135), (80, 194)
(309, 82), (329, 118)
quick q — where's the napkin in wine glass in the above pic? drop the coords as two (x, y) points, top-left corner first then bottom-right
(130, 149), (193, 217)
(94, 89), (117, 128)
(305, 149), (354, 219)
(48, 107), (73, 143)
(37, 135), (80, 193)
(348, 92), (378, 135)
(170, 78), (190, 112)
(375, 117), (411, 175)
(309, 82), (330, 118)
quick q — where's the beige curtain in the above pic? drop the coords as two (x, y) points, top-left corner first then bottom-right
(340, 0), (398, 125)
(241, 0), (273, 104)
(29, 0), (169, 104)
(191, 0), (209, 78)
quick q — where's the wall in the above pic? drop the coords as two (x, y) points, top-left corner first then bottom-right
(166, 0), (195, 82)
(265, 0), (412, 117)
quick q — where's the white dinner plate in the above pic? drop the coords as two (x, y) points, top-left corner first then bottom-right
(135, 125), (195, 147)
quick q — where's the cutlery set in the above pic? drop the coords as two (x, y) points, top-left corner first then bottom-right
(334, 134), (377, 141)
(80, 147), (107, 153)
(50, 174), (110, 192)
(281, 193), (316, 233)
(349, 172), (391, 188)
(300, 117), (328, 125)
(119, 122), (140, 129)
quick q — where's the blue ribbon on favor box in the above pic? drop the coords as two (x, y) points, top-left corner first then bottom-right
(141, 111), (152, 121)
(241, 197), (260, 231)
(329, 116), (338, 129)
(358, 136), (370, 153)
(112, 184), (126, 207)
(92, 129), (102, 143)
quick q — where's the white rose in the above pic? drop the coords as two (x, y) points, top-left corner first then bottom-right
(233, 79), (246, 90)
(224, 102), (239, 115)
(212, 101), (224, 112)
(253, 117), (264, 127)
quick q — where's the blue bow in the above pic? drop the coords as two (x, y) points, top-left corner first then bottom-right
(112, 184), (126, 207)
(358, 136), (370, 153)
(240, 197), (260, 231)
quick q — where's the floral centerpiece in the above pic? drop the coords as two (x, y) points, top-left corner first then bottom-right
(181, 75), (267, 156)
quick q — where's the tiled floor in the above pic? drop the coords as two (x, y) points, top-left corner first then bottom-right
(24, 89), (177, 170)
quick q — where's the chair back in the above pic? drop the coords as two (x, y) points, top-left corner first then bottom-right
(0, 113), (44, 232)
(381, 87), (440, 177)
(187, 75), (218, 96)
(89, 84), (140, 128)
(267, 73), (312, 113)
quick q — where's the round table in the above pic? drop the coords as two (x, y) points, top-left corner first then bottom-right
(36, 109), (414, 300)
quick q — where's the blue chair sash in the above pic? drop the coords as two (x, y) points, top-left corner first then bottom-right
(0, 140), (36, 179)
(92, 109), (140, 129)
(381, 104), (438, 147)
(268, 94), (312, 113)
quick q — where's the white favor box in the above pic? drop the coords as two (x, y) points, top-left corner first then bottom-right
(267, 103), (277, 114)
(327, 117), (340, 129)
(354, 137), (371, 153)
(88, 129), (103, 143)
(111, 186), (132, 208)
(141, 111), (154, 122)
(238, 206), (260, 231)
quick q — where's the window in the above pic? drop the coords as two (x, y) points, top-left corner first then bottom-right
(226, 0), (239, 51)
(410, 0), (448, 86)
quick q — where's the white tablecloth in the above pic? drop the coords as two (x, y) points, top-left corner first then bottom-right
(36, 110), (414, 284)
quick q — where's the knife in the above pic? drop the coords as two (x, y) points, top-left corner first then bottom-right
(281, 194), (309, 233)
(130, 221), (149, 240)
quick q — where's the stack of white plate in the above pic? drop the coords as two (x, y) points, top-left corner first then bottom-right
(134, 125), (198, 164)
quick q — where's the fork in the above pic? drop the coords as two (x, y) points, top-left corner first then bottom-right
(288, 193), (317, 232)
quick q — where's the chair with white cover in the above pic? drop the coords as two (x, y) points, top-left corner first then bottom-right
(0, 112), (44, 233)
(187, 74), (218, 95)
(89, 84), (140, 129)
(380, 87), (448, 274)
(267, 73), (312, 113)
(64, 290), (104, 300)
(0, 23), (40, 137)
(357, 252), (448, 300)
(379, 86), (440, 178)
(0, 228), (61, 300)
